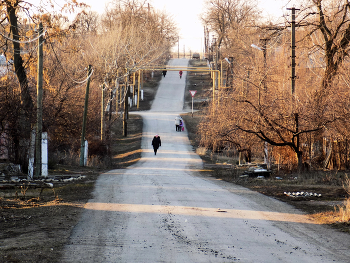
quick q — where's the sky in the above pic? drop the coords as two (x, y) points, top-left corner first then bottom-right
(80, 0), (297, 54)
(31, 0), (298, 53)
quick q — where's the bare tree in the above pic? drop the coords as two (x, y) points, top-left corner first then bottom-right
(0, 0), (86, 168)
(201, 0), (260, 49)
(71, 10), (100, 35)
(68, 0), (178, 152)
(198, 0), (350, 171)
(303, 0), (350, 90)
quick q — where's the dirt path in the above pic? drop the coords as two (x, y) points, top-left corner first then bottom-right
(60, 59), (350, 262)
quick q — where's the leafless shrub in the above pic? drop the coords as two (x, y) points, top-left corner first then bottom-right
(335, 199), (350, 223)
(334, 175), (350, 222)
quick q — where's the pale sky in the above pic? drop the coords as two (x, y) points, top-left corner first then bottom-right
(30, 0), (298, 53)
(81, 0), (297, 54)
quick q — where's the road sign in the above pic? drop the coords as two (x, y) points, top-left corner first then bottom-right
(189, 90), (197, 97)
(189, 90), (197, 117)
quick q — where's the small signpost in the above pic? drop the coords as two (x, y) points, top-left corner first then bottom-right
(189, 90), (197, 117)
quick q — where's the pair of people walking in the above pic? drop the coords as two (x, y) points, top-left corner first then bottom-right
(174, 116), (184, 132)
(152, 116), (185, 155)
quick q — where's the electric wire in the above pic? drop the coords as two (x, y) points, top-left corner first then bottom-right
(0, 30), (46, 44)
(47, 35), (94, 85)
(88, 37), (142, 106)
(305, 31), (326, 78)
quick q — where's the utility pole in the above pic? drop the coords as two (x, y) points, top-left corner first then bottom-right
(101, 83), (105, 141)
(295, 112), (300, 163)
(288, 7), (301, 170)
(35, 22), (43, 178)
(214, 38), (218, 91)
(137, 70), (141, 108)
(123, 76), (129, 137)
(260, 38), (269, 168)
(288, 7), (299, 96)
(214, 38), (218, 71)
(178, 37), (179, 59)
(79, 65), (92, 166)
(261, 38), (269, 91)
(204, 27), (206, 59)
(252, 39), (270, 168)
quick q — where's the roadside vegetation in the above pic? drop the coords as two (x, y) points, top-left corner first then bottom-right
(0, 113), (145, 262)
(0, 0), (176, 173)
(2, 0), (350, 261)
(180, 0), (350, 232)
(0, 0), (170, 261)
(183, 59), (350, 233)
(200, 0), (350, 171)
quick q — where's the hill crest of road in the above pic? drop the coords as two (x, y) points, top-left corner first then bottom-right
(62, 59), (350, 263)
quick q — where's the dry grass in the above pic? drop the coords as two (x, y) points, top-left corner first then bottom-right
(309, 211), (343, 224)
(331, 175), (350, 223)
(335, 199), (350, 222)
(183, 61), (350, 231)
(310, 199), (350, 227)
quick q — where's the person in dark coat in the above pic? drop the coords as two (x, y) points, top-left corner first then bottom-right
(152, 134), (161, 155)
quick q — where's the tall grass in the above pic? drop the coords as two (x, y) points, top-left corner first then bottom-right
(49, 150), (110, 169)
(336, 199), (350, 222)
(335, 175), (350, 222)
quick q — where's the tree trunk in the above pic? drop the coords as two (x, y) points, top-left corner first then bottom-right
(346, 139), (349, 169)
(297, 150), (303, 173)
(7, 2), (34, 168)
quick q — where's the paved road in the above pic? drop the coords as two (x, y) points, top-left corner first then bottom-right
(62, 59), (350, 262)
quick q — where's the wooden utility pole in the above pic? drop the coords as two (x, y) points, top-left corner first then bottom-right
(260, 38), (269, 91)
(101, 83), (105, 141)
(261, 38), (269, 167)
(35, 22), (44, 178)
(123, 86), (129, 137)
(132, 72), (136, 105)
(204, 27), (206, 58)
(288, 7), (301, 170)
(79, 65), (92, 166)
(288, 7), (299, 96)
(137, 70), (141, 109)
(213, 38), (218, 91)
(123, 75), (129, 137)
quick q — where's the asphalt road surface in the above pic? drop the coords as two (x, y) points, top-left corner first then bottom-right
(62, 59), (350, 262)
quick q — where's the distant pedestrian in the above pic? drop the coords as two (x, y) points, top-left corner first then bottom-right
(179, 119), (183, 132)
(175, 116), (183, 131)
(162, 70), (167, 77)
(179, 71), (183, 79)
(152, 134), (161, 155)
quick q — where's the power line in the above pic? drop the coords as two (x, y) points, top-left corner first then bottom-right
(0, 30), (46, 44)
(47, 36), (94, 84)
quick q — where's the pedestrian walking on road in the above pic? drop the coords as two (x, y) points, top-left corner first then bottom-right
(179, 71), (183, 79)
(152, 134), (161, 155)
(175, 116), (181, 131)
(162, 70), (167, 77)
(179, 119), (183, 132)
(175, 116), (183, 131)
